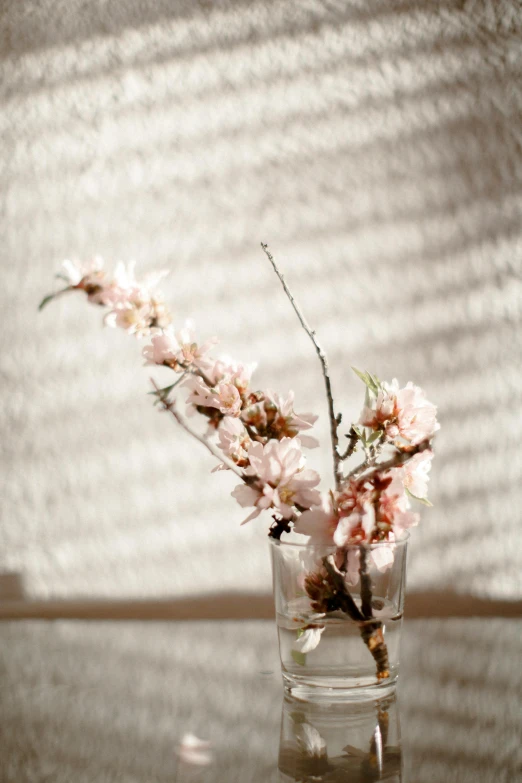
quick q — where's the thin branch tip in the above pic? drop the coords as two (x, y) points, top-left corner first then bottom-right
(261, 244), (343, 490)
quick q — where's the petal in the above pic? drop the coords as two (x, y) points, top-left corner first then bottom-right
(293, 626), (325, 654)
(210, 463), (229, 473)
(295, 723), (327, 759)
(240, 508), (262, 525)
(299, 434), (320, 449)
(231, 484), (260, 508)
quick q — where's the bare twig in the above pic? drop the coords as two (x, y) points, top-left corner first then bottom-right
(261, 243), (343, 489)
(150, 378), (245, 479)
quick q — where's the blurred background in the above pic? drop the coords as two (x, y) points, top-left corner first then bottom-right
(1, 0), (521, 610)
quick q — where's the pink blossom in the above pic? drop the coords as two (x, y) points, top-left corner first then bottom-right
(333, 501), (375, 547)
(379, 478), (419, 534)
(177, 734), (213, 766)
(61, 257), (112, 304)
(217, 417), (251, 465)
(265, 390), (319, 447)
(143, 323), (217, 370)
(186, 376), (242, 416)
(404, 449), (433, 498)
(184, 359), (254, 417)
(107, 261), (169, 306)
(231, 438), (321, 524)
(172, 321), (217, 370)
(361, 379), (439, 446)
(104, 303), (156, 336)
(206, 358), (256, 393)
(61, 257), (105, 287)
(395, 449), (433, 499)
(231, 482), (273, 524)
(241, 389), (319, 447)
(99, 263), (172, 330)
(331, 471), (420, 544)
(143, 330), (179, 365)
(294, 495), (338, 546)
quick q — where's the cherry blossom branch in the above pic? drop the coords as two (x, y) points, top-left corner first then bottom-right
(261, 243), (343, 490)
(354, 438), (432, 483)
(345, 437), (431, 483)
(150, 378), (245, 479)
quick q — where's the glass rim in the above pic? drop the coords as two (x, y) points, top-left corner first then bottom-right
(268, 530), (410, 549)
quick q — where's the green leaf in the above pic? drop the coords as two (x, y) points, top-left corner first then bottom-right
(147, 374), (187, 398)
(366, 430), (382, 444)
(38, 293), (57, 311)
(38, 288), (71, 311)
(351, 367), (380, 396)
(405, 488), (433, 507)
(368, 371), (381, 388)
(291, 649), (307, 667)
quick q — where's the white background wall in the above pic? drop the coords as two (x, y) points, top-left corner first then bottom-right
(1, 0), (521, 603)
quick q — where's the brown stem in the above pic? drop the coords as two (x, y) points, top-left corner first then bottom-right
(261, 243), (343, 490)
(359, 545), (373, 619)
(150, 378), (245, 479)
(323, 556), (364, 622)
(323, 555), (389, 680)
(339, 426), (359, 461)
(359, 620), (390, 680)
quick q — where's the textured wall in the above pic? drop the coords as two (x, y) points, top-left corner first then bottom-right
(1, 0), (521, 602)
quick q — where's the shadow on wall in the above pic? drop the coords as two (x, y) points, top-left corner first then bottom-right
(1, 0), (521, 603)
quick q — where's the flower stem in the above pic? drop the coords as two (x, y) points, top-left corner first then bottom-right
(323, 554), (390, 679)
(359, 545), (373, 619)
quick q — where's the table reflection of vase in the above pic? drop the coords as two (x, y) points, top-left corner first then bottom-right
(278, 691), (402, 782)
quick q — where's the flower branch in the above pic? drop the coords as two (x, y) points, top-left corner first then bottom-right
(355, 437), (432, 483)
(41, 252), (439, 686)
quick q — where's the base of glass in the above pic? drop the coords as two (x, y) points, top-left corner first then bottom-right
(282, 670), (399, 702)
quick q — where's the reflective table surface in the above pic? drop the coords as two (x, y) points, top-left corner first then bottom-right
(1, 618), (521, 782)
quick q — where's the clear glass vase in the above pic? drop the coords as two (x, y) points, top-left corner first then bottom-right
(269, 534), (408, 700)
